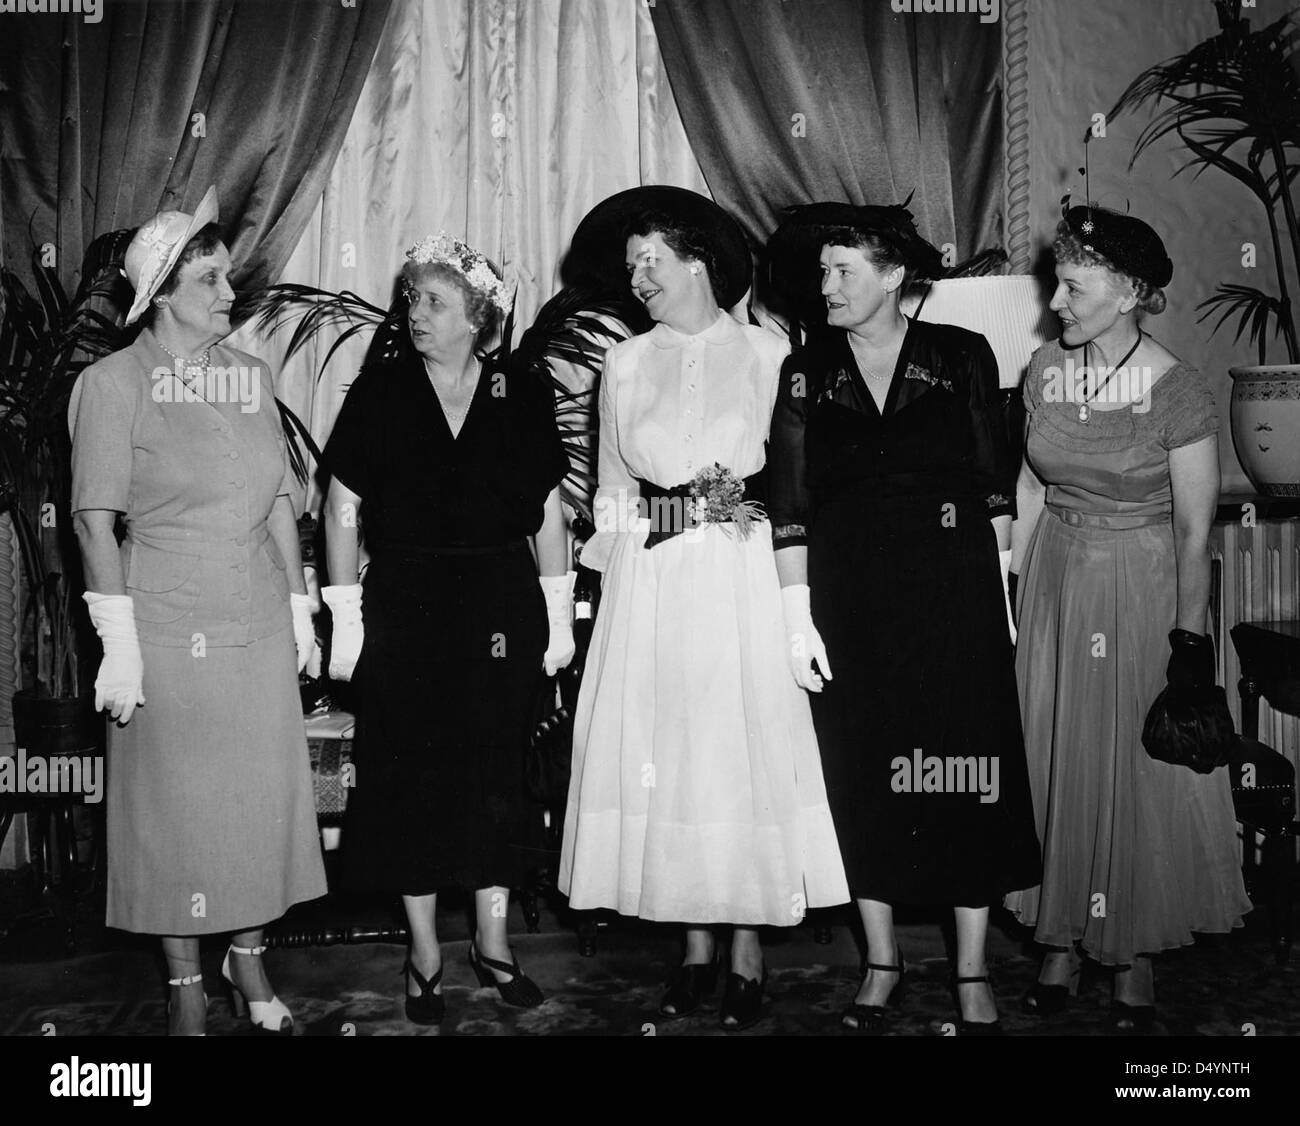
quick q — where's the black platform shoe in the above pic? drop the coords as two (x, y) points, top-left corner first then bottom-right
(403, 959), (445, 1025)
(658, 954), (720, 1018)
(951, 973), (1003, 1036)
(719, 967), (767, 1031)
(841, 960), (905, 1033)
(469, 943), (545, 1008)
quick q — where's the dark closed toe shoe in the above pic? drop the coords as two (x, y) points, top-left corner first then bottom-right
(469, 943), (545, 1008)
(952, 973), (1003, 1036)
(1020, 981), (1069, 1016)
(1021, 950), (1082, 1016)
(1108, 1000), (1156, 1035)
(719, 967), (767, 1031)
(658, 954), (720, 1018)
(403, 959), (445, 1025)
(841, 960), (905, 1034)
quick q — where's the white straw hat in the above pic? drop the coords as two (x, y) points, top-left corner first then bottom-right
(121, 185), (220, 325)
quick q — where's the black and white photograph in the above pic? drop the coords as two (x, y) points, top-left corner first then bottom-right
(0, 0), (1296, 1100)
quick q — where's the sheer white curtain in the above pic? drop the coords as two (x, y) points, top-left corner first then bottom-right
(232, 0), (706, 506)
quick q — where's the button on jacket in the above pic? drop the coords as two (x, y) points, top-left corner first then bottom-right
(68, 328), (294, 648)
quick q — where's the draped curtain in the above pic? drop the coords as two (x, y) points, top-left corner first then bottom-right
(648, 0), (1003, 262)
(243, 0), (706, 503)
(0, 0), (392, 293)
(0, 0), (389, 862)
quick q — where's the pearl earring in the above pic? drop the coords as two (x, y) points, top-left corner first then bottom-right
(690, 265), (701, 275)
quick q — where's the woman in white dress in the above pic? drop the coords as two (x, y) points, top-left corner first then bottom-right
(558, 187), (848, 1030)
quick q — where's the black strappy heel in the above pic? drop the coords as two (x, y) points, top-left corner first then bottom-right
(841, 959), (905, 1033)
(951, 973), (1002, 1036)
(469, 942), (545, 1008)
(403, 958), (445, 1025)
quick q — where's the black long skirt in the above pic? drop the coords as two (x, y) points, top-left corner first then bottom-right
(342, 542), (547, 894)
(808, 491), (1040, 905)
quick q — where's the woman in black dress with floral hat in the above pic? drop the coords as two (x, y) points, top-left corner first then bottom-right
(322, 234), (573, 1023)
(767, 202), (1040, 1034)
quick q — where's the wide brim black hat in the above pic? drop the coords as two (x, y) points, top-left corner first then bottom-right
(1063, 204), (1173, 289)
(561, 186), (753, 310)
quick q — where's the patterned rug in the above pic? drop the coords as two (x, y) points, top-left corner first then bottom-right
(3, 906), (1298, 1036)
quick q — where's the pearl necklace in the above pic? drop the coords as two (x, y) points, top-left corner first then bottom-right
(427, 367), (477, 429)
(433, 389), (469, 426)
(849, 334), (900, 381)
(156, 338), (211, 382)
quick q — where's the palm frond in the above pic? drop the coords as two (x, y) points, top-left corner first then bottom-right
(1, 235), (133, 696)
(945, 248), (1009, 279)
(235, 283), (389, 371)
(1196, 284), (1286, 365)
(509, 286), (646, 521)
(276, 398), (322, 488)
(1105, 2), (1300, 364)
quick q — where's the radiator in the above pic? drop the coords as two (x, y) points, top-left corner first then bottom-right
(1211, 515), (1300, 773)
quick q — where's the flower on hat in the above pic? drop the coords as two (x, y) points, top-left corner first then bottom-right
(404, 232), (513, 315)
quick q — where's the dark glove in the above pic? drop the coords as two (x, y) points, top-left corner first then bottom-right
(1166, 628), (1215, 688)
(1141, 630), (1234, 773)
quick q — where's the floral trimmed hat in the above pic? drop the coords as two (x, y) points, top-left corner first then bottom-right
(403, 232), (513, 315)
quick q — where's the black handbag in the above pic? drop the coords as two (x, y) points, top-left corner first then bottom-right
(527, 673), (575, 808)
(1141, 630), (1235, 774)
(526, 563), (597, 807)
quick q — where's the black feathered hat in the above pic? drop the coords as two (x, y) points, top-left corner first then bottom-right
(763, 195), (946, 322)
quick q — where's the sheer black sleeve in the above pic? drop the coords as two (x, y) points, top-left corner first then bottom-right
(322, 365), (380, 499)
(769, 349), (814, 548)
(964, 332), (1017, 521)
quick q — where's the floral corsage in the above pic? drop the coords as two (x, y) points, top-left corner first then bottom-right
(689, 463), (765, 539)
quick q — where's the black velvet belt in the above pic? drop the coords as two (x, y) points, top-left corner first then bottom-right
(634, 472), (766, 550)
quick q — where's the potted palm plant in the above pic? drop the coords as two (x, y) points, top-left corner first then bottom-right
(1107, 0), (1300, 495)
(0, 230), (133, 806)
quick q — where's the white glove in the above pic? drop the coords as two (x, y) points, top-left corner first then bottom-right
(290, 592), (320, 675)
(999, 550), (1017, 645)
(84, 592), (145, 724)
(540, 571), (576, 676)
(781, 584), (833, 693)
(321, 584), (364, 682)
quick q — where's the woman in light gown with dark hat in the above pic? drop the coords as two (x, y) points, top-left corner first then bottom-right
(766, 199), (1040, 1035)
(1007, 204), (1250, 1032)
(559, 187), (848, 1031)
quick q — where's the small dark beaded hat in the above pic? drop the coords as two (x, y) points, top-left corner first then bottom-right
(1063, 203), (1173, 289)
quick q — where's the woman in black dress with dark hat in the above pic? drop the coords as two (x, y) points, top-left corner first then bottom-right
(322, 233), (573, 1023)
(767, 202), (1040, 1034)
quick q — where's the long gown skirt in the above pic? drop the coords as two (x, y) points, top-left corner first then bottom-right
(1005, 512), (1251, 964)
(343, 545), (547, 894)
(808, 493), (1041, 905)
(106, 625), (327, 935)
(559, 519), (849, 924)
